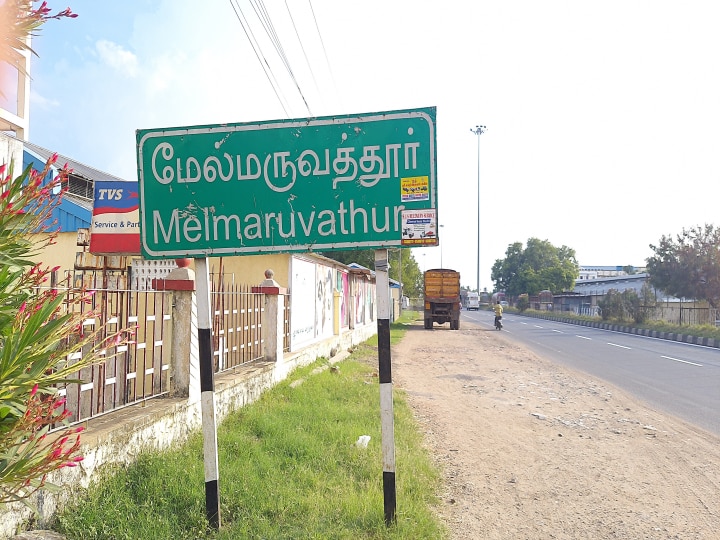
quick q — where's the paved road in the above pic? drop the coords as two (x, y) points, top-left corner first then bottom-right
(461, 310), (720, 436)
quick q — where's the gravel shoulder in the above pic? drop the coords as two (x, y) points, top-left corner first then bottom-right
(391, 319), (720, 540)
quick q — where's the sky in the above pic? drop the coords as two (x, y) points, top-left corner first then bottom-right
(22, 0), (720, 291)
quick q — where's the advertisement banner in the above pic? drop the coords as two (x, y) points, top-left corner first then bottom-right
(89, 180), (141, 255)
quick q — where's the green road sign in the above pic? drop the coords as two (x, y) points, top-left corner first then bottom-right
(136, 107), (437, 259)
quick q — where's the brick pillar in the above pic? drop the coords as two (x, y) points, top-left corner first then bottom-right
(252, 269), (287, 364)
(152, 261), (199, 400)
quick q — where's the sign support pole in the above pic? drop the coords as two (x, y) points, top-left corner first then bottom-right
(195, 257), (221, 529)
(375, 249), (396, 525)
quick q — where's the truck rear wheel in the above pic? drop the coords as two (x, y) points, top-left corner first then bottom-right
(424, 318), (433, 329)
(451, 320), (460, 330)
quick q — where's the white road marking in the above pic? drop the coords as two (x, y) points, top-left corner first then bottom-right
(576, 335), (592, 340)
(533, 324), (544, 328)
(661, 355), (703, 367)
(551, 329), (563, 333)
(608, 342), (631, 349)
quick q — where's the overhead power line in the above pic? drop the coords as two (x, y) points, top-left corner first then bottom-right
(229, 0), (291, 117)
(308, 0), (341, 109)
(249, 0), (313, 116)
(285, 0), (321, 97)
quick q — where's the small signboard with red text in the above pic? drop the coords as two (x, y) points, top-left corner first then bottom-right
(89, 180), (141, 255)
(400, 208), (438, 246)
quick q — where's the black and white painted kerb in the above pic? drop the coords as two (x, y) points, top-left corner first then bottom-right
(195, 258), (221, 529)
(375, 249), (396, 525)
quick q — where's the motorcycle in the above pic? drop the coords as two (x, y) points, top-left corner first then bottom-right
(494, 315), (503, 330)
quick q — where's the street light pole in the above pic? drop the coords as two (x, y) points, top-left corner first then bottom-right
(470, 125), (486, 293)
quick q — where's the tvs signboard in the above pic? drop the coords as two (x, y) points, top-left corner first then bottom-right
(89, 180), (141, 255)
(136, 107), (437, 259)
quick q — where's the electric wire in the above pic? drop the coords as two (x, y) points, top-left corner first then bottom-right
(308, 0), (341, 109)
(285, 0), (321, 98)
(249, 0), (313, 116)
(228, 0), (291, 117)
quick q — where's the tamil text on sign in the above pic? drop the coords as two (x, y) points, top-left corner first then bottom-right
(136, 107), (437, 258)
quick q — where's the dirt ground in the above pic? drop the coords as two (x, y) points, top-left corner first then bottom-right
(391, 318), (720, 540)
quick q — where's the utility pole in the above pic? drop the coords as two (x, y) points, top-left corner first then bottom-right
(470, 125), (486, 293)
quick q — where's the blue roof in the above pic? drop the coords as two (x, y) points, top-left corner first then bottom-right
(17, 138), (129, 233)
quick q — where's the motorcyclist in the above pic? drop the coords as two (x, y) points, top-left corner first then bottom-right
(493, 301), (503, 328)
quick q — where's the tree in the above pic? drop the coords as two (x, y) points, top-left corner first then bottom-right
(622, 265), (637, 275)
(1, 159), (115, 507)
(0, 2), (123, 509)
(1, 1), (77, 80)
(598, 289), (624, 321)
(597, 284), (656, 323)
(319, 248), (424, 298)
(646, 224), (720, 308)
(491, 238), (579, 297)
(630, 282), (657, 324)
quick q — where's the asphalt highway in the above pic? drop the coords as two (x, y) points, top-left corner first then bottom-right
(461, 310), (720, 437)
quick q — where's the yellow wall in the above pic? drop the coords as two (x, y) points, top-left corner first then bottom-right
(204, 253), (292, 288)
(27, 234), (293, 288)
(27, 238), (334, 294)
(28, 232), (81, 276)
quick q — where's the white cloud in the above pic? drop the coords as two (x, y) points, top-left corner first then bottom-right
(29, 89), (60, 110)
(95, 40), (138, 78)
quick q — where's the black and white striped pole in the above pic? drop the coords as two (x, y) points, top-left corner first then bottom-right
(195, 257), (221, 529)
(375, 249), (396, 525)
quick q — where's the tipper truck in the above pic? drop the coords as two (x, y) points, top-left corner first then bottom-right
(423, 268), (461, 330)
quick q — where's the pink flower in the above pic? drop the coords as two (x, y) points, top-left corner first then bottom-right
(34, 2), (50, 15)
(31, 384), (38, 397)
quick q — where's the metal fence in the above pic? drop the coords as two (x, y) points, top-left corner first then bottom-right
(210, 283), (264, 372)
(653, 306), (720, 326)
(209, 281), (291, 373)
(283, 297), (291, 352)
(55, 283), (173, 425)
(35, 275), (294, 429)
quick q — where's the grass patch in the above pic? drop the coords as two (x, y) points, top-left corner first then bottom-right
(55, 310), (445, 539)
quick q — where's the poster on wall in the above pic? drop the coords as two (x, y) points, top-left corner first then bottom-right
(290, 257), (317, 350)
(315, 263), (334, 339)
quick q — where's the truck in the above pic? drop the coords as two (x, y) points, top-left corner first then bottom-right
(466, 291), (480, 311)
(423, 268), (461, 330)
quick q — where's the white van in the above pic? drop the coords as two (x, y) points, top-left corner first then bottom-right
(466, 292), (480, 310)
